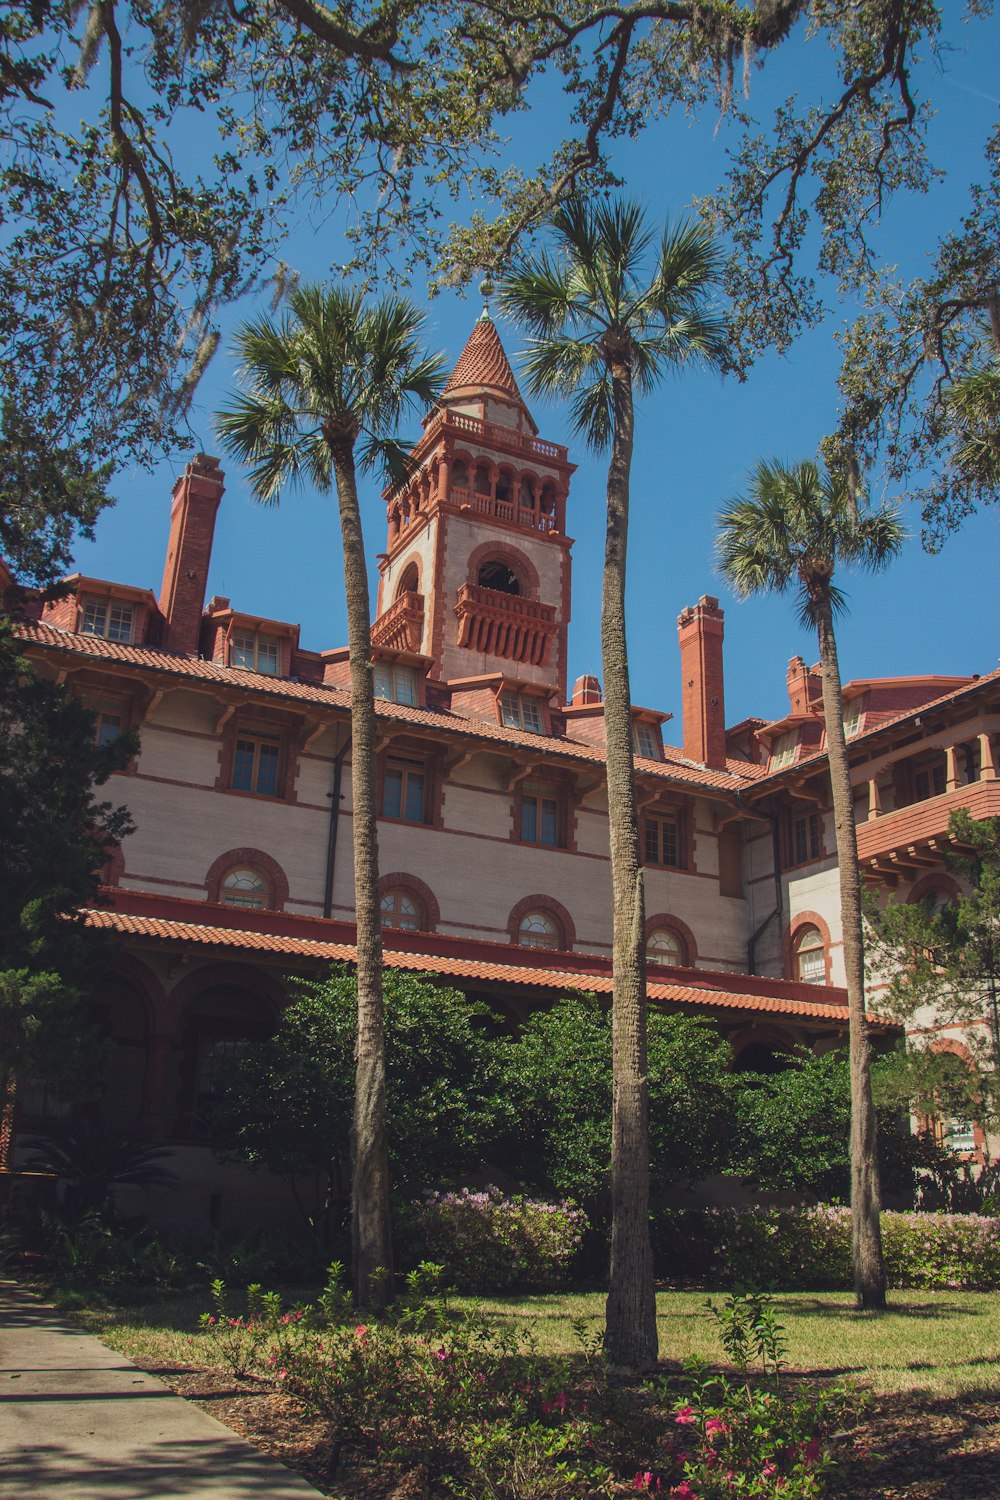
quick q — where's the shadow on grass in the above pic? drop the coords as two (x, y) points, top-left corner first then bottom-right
(769, 1297), (979, 1320)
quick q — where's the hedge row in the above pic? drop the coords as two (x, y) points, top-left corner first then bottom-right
(652, 1205), (1000, 1291)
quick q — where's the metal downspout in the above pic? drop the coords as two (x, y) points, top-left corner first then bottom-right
(323, 732), (352, 921)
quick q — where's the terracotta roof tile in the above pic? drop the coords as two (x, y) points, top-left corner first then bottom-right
(444, 317), (525, 402)
(80, 908), (859, 1022)
(18, 620), (758, 795)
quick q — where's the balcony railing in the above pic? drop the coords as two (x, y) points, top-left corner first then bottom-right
(454, 583), (558, 667)
(857, 779), (1000, 874)
(371, 591), (425, 653)
(428, 408), (568, 463)
(450, 487), (555, 534)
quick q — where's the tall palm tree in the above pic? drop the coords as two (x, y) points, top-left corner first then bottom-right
(217, 285), (445, 1307)
(500, 200), (727, 1369)
(716, 459), (904, 1310)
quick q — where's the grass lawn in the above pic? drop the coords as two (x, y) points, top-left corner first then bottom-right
(65, 1286), (1000, 1397)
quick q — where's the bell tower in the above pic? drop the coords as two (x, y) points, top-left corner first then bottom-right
(373, 306), (576, 701)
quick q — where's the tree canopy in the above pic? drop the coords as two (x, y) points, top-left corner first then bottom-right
(3, 2), (995, 577)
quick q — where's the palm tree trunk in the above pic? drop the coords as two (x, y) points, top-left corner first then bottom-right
(814, 597), (886, 1310)
(602, 359), (658, 1371)
(330, 442), (393, 1310)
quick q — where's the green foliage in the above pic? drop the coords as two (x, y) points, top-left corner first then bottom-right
(209, 969), (506, 1241)
(0, 623), (135, 1099)
(705, 1291), (788, 1387)
(729, 1049), (935, 1201)
(866, 812), (1000, 1124)
(405, 1187), (587, 1292)
(499, 994), (736, 1208)
(23, 1119), (177, 1221)
(652, 1206), (1000, 1292)
(199, 1279), (290, 1378)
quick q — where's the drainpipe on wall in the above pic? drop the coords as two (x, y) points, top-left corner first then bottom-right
(323, 732), (352, 920)
(747, 806), (783, 976)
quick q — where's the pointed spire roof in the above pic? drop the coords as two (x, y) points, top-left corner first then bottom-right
(444, 312), (527, 408)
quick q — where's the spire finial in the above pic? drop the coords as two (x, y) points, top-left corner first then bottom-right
(479, 275), (495, 320)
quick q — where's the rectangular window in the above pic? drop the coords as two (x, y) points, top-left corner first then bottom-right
(95, 710), (123, 748)
(231, 631), (280, 675)
(520, 783), (562, 847)
(770, 731), (797, 769)
(843, 698), (864, 738)
(644, 812), (681, 869)
(81, 598), (134, 643)
(944, 1118), (976, 1154)
(914, 763), (946, 802)
(632, 722), (659, 760)
(374, 662), (417, 705)
(792, 811), (821, 865)
(499, 692), (543, 733)
(383, 757), (426, 822)
(232, 732), (281, 796)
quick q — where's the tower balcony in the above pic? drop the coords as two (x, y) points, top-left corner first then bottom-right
(371, 591), (425, 653)
(430, 408), (569, 464)
(450, 487), (556, 534)
(454, 583), (558, 668)
(857, 778), (1000, 882)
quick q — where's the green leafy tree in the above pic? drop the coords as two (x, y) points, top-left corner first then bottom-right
(210, 970), (505, 1245)
(501, 993), (736, 1209)
(217, 286), (444, 1306)
(728, 1050), (939, 1203)
(3, 3), (989, 566)
(500, 200), (726, 1369)
(716, 459), (904, 1310)
(0, 623), (135, 1124)
(867, 811), (1000, 1130)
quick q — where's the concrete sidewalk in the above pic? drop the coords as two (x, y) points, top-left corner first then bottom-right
(0, 1282), (323, 1497)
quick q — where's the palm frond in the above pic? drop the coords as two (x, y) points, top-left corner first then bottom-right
(568, 374), (614, 453)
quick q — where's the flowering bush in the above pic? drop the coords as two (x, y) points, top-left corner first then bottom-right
(406, 1187), (588, 1292)
(199, 1279), (288, 1377)
(652, 1206), (1000, 1290)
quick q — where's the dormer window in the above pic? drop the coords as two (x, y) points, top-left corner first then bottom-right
(632, 721), (660, 760)
(499, 691), (543, 733)
(770, 731), (797, 769)
(81, 598), (133, 643)
(374, 661), (417, 706)
(231, 631), (280, 676)
(843, 697), (864, 738)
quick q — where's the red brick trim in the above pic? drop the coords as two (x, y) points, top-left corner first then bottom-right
(784, 910), (834, 985)
(506, 893), (577, 951)
(907, 872), (961, 905)
(376, 737), (445, 829)
(924, 1036), (988, 1164)
(640, 795), (696, 873)
(378, 872), (440, 932)
(214, 707), (301, 802)
(205, 848), (289, 911)
(644, 913), (698, 967)
(466, 539), (541, 600)
(394, 556), (423, 598)
(512, 769), (577, 853)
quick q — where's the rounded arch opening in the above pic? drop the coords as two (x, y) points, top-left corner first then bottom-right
(396, 561), (420, 599)
(477, 559), (521, 595)
(174, 985), (276, 1137)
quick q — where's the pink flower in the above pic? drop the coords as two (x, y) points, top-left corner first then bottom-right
(801, 1438), (821, 1465)
(355, 1325), (368, 1341)
(704, 1418), (727, 1436)
(435, 1346), (448, 1361)
(632, 1474), (660, 1492)
(542, 1391), (568, 1415)
(670, 1483), (697, 1499)
(674, 1406), (697, 1425)
(762, 1461), (777, 1477)
(277, 1368), (287, 1380)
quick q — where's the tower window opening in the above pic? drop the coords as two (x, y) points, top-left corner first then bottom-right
(478, 561), (520, 595)
(474, 464), (491, 495)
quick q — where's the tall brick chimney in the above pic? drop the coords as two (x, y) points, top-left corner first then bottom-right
(677, 595), (727, 769)
(786, 657), (823, 715)
(571, 674), (602, 705)
(158, 455), (224, 655)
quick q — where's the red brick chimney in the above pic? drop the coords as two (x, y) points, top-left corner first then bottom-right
(158, 455), (224, 655)
(571, 674), (602, 705)
(786, 657), (823, 716)
(677, 595), (727, 769)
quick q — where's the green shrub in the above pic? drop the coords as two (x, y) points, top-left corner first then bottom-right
(652, 1206), (1000, 1290)
(404, 1187), (587, 1292)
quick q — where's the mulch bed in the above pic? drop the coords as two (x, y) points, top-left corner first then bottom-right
(137, 1358), (1000, 1500)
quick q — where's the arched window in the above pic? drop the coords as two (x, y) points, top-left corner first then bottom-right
(451, 458), (469, 489)
(478, 559), (520, 595)
(646, 927), (683, 965)
(519, 476), (536, 510)
(396, 562), (419, 598)
(733, 1042), (794, 1075)
(381, 888), (423, 931)
(221, 868), (268, 909)
(793, 925), (826, 984)
(517, 910), (560, 949)
(474, 463), (491, 495)
(495, 467), (514, 504)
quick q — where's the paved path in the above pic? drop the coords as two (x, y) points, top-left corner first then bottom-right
(0, 1282), (323, 1497)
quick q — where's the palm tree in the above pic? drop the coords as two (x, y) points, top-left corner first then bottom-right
(500, 200), (727, 1369)
(716, 458), (904, 1310)
(217, 285), (445, 1307)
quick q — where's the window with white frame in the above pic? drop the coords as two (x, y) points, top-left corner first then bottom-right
(221, 869), (268, 909)
(81, 597), (134, 643)
(499, 691), (544, 733)
(517, 910), (560, 949)
(793, 924), (825, 984)
(770, 731), (797, 769)
(231, 631), (281, 675)
(374, 661), (417, 705)
(943, 1117), (976, 1154)
(632, 721), (660, 760)
(646, 928), (683, 964)
(843, 697), (864, 738)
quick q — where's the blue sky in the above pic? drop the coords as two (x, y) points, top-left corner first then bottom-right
(72, 10), (999, 730)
